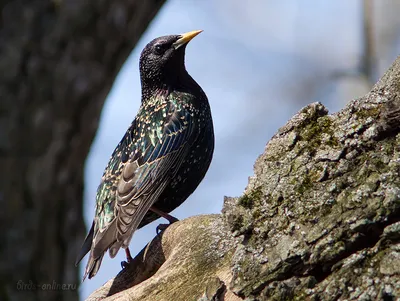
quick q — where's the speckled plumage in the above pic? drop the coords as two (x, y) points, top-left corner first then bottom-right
(76, 31), (214, 279)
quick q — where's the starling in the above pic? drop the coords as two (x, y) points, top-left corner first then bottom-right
(76, 30), (214, 279)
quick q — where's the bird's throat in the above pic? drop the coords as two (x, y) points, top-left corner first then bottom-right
(141, 85), (171, 104)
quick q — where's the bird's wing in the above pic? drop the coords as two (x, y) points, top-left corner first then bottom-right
(114, 102), (195, 246)
(91, 99), (196, 261)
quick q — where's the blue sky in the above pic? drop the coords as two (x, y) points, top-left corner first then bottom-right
(79, 1), (399, 298)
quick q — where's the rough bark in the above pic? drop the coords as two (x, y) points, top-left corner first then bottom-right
(0, 1), (165, 301)
(88, 55), (400, 301)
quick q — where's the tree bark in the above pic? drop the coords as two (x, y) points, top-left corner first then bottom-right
(0, 1), (165, 301)
(88, 56), (400, 301)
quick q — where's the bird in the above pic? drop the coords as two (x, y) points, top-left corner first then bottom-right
(75, 30), (214, 280)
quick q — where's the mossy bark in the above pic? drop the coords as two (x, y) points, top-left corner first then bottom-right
(87, 57), (400, 301)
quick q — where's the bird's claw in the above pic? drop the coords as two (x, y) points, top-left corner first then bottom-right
(121, 260), (129, 269)
(156, 223), (170, 235)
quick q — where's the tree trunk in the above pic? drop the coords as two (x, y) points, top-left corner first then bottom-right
(88, 56), (400, 300)
(0, 1), (165, 301)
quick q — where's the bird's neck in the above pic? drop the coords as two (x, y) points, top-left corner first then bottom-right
(141, 70), (199, 101)
(141, 82), (170, 102)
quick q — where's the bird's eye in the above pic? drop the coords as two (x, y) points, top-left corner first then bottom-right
(154, 44), (164, 55)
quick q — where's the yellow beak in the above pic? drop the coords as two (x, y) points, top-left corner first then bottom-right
(173, 30), (203, 49)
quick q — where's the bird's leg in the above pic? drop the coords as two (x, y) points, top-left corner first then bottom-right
(125, 248), (133, 262)
(150, 206), (179, 234)
(121, 247), (134, 269)
(150, 206), (179, 223)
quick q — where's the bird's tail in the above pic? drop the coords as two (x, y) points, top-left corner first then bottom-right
(75, 221), (103, 280)
(76, 220), (118, 280)
(83, 252), (105, 280)
(75, 222), (94, 267)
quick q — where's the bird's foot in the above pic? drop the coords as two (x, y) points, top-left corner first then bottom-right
(121, 260), (129, 269)
(166, 215), (179, 224)
(156, 223), (170, 235)
(121, 248), (134, 269)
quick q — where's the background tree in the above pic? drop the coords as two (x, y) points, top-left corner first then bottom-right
(0, 1), (165, 301)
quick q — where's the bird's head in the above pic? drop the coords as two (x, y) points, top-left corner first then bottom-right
(139, 30), (202, 92)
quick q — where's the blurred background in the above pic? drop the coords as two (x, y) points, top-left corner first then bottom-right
(1, 1), (400, 301)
